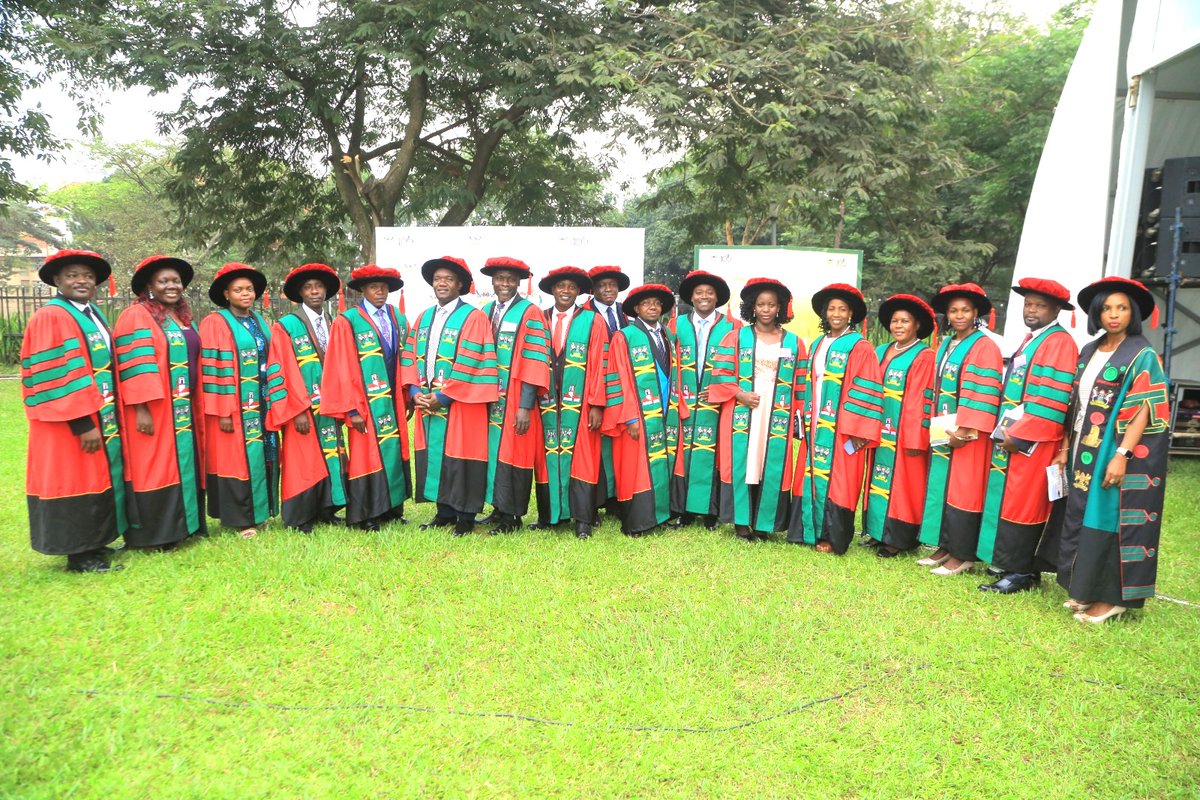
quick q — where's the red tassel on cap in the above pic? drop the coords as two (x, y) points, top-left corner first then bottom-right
(1070, 309), (1076, 328)
(787, 298), (794, 319)
(398, 288), (406, 315)
(108, 275), (117, 298)
(861, 318), (868, 335)
(988, 308), (996, 330)
(526, 275), (533, 295)
(1151, 305), (1160, 329)
(338, 288), (346, 313)
(262, 289), (271, 309)
(469, 281), (476, 295)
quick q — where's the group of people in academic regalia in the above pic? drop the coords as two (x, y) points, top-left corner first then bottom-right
(21, 249), (1171, 623)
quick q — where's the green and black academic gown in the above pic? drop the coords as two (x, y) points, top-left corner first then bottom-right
(976, 324), (1078, 573)
(535, 307), (609, 525)
(788, 331), (883, 553)
(400, 300), (500, 515)
(707, 326), (807, 533)
(21, 297), (128, 555)
(200, 309), (281, 529)
(483, 296), (550, 518)
(669, 310), (737, 518)
(1040, 335), (1170, 608)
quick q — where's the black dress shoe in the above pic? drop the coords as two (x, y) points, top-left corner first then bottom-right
(875, 545), (903, 558)
(420, 516), (455, 530)
(703, 515), (719, 531)
(979, 572), (1041, 594)
(857, 536), (881, 547)
(527, 520), (557, 531)
(489, 515), (521, 535)
(575, 522), (592, 539)
(296, 522), (314, 534)
(66, 554), (124, 573)
(475, 511), (498, 525)
(453, 520), (475, 536)
(359, 519), (381, 532)
(985, 565), (1005, 577)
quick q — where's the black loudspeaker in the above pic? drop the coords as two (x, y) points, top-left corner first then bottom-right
(1161, 157), (1200, 219)
(1135, 157), (1200, 278)
(1153, 217), (1200, 278)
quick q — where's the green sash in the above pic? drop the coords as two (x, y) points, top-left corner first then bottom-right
(413, 302), (475, 501)
(218, 309), (274, 521)
(539, 308), (597, 522)
(280, 314), (347, 507)
(622, 324), (679, 522)
(671, 313), (735, 513)
(48, 298), (128, 532)
(865, 341), (927, 541)
(918, 329), (986, 546)
(728, 327), (801, 530)
(484, 296), (536, 502)
(800, 332), (866, 540)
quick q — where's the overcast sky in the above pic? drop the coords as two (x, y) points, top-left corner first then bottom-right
(10, 0), (1067, 198)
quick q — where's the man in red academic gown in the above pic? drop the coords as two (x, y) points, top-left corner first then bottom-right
(477, 256), (550, 533)
(583, 265), (630, 518)
(534, 266), (610, 538)
(601, 283), (690, 535)
(266, 263), (346, 533)
(21, 249), (127, 572)
(977, 277), (1080, 593)
(320, 265), (411, 531)
(399, 257), (500, 536)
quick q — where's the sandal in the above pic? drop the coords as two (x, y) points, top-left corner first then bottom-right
(239, 527), (258, 540)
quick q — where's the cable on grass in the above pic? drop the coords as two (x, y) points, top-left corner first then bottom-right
(1155, 594), (1199, 608)
(74, 682), (869, 734)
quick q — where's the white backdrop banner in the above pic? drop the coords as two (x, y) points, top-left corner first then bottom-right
(375, 226), (646, 319)
(693, 245), (862, 341)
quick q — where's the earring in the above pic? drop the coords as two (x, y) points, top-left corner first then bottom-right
(148, 290), (156, 301)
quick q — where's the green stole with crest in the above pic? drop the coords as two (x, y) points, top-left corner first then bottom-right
(621, 324), (680, 523)
(671, 312), (735, 514)
(800, 331), (865, 541)
(864, 341), (927, 541)
(729, 326), (801, 530)
(412, 302), (476, 501)
(918, 329), (986, 546)
(540, 308), (597, 523)
(279, 313), (347, 507)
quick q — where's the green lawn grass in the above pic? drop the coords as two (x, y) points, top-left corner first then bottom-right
(1, 379), (1198, 798)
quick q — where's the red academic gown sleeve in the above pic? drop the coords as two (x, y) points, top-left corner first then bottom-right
(498, 303), (551, 470)
(1005, 329), (1078, 443)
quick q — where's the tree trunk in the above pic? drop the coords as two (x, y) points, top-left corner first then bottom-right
(833, 199), (847, 249)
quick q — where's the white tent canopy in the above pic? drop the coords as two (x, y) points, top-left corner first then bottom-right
(1003, 0), (1200, 377)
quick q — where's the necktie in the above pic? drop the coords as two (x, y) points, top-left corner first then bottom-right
(1017, 332), (1033, 355)
(375, 307), (392, 352)
(651, 327), (665, 361)
(553, 311), (567, 355)
(697, 318), (709, 362)
(313, 315), (328, 354)
(606, 305), (618, 333)
(492, 303), (504, 337)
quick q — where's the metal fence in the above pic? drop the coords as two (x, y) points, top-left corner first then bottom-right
(0, 283), (310, 364)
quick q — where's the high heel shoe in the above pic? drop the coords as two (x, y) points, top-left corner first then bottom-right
(931, 560), (975, 576)
(1074, 606), (1126, 624)
(916, 552), (950, 567)
(1063, 599), (1092, 612)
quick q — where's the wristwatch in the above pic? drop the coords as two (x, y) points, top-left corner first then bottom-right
(1115, 446), (1134, 459)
